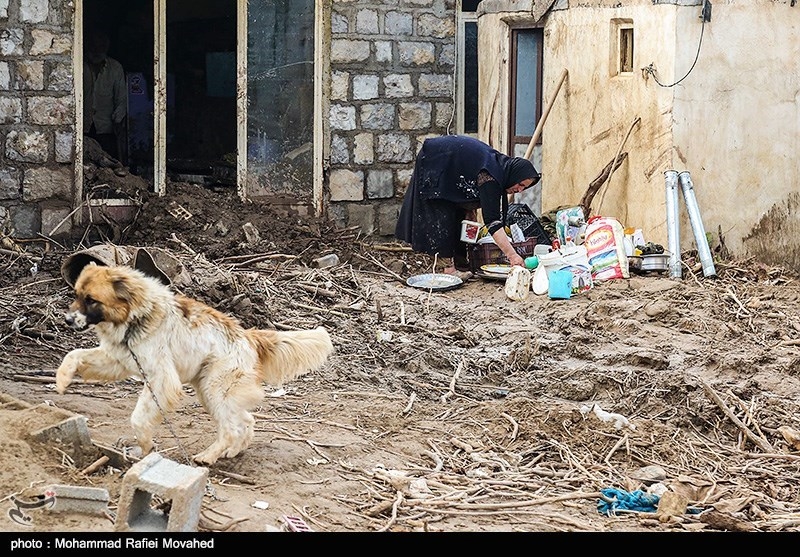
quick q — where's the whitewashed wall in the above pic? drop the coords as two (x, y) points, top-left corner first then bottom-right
(479, 0), (800, 270)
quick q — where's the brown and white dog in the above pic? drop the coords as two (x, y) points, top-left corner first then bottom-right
(55, 262), (334, 465)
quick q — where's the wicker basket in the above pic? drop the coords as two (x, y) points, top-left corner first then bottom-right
(467, 238), (539, 273)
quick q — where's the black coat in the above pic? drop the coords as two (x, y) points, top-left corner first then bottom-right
(395, 136), (524, 259)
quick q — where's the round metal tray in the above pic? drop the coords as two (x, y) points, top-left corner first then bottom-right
(406, 273), (463, 291)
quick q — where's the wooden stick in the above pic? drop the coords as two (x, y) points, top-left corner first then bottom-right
(441, 358), (464, 403)
(377, 491), (404, 532)
(524, 68), (569, 161)
(416, 491), (602, 511)
(579, 152), (628, 218)
(0, 248), (42, 261)
(400, 392), (417, 416)
(500, 412), (519, 441)
(80, 455), (110, 476)
(594, 116), (641, 215)
(353, 252), (406, 283)
(700, 379), (774, 453)
(213, 469), (256, 485)
(368, 244), (413, 252)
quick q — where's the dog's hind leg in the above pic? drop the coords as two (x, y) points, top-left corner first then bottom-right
(191, 372), (261, 465)
(192, 410), (255, 465)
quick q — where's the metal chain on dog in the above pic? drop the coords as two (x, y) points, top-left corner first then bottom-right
(126, 346), (194, 466)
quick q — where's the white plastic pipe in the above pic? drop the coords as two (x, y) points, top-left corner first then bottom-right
(664, 170), (681, 279)
(678, 171), (717, 277)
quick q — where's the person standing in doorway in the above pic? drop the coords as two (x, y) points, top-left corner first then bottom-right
(84, 29), (128, 164)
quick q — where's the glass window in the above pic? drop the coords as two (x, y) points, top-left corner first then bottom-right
(247, 0), (315, 199)
(510, 28), (543, 150)
(456, 1), (481, 136)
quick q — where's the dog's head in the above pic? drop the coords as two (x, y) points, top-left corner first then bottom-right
(65, 263), (144, 331)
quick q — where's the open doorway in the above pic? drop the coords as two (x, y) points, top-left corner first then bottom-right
(83, 0), (153, 181)
(82, 0), (237, 190)
(165, 0), (237, 186)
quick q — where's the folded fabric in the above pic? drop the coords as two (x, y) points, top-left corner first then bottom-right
(597, 488), (660, 515)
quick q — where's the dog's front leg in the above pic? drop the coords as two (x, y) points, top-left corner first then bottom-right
(130, 386), (161, 456)
(56, 347), (132, 394)
(129, 368), (184, 456)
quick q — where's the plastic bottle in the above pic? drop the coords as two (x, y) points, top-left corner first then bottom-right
(623, 227), (635, 257)
(524, 256), (539, 270)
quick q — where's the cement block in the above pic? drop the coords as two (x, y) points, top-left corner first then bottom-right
(115, 453), (208, 532)
(45, 484), (109, 516)
(30, 414), (100, 468)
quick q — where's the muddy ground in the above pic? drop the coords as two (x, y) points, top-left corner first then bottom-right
(1, 180), (800, 534)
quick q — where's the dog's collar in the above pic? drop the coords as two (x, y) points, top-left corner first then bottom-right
(123, 315), (146, 346)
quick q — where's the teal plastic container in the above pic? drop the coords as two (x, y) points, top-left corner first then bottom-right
(547, 269), (572, 300)
(524, 256), (539, 270)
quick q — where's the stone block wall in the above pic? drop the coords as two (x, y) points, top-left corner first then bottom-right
(0, 0), (75, 239)
(326, 0), (457, 237)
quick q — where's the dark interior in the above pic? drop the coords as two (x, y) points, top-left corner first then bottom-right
(84, 0), (237, 181)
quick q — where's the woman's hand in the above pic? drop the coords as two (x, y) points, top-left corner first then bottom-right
(491, 228), (524, 267)
(507, 252), (525, 267)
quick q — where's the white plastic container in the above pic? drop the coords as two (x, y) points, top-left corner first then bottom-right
(460, 220), (482, 243)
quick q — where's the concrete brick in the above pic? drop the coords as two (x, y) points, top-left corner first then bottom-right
(45, 484), (109, 516)
(40, 203), (72, 237)
(30, 29), (71, 55)
(366, 169), (393, 199)
(352, 74), (379, 100)
(331, 39), (369, 63)
(347, 203), (375, 236)
(30, 415), (100, 469)
(377, 201), (402, 236)
(331, 71), (349, 101)
(329, 169), (363, 201)
(331, 11), (348, 34)
(115, 453), (208, 532)
(398, 42), (435, 66)
(374, 40), (392, 63)
(20, 0), (48, 23)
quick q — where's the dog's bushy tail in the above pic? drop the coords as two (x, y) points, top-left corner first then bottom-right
(248, 326), (334, 386)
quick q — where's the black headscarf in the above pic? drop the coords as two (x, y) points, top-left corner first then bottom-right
(503, 157), (540, 191)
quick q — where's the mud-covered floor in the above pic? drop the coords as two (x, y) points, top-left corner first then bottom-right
(1, 181), (800, 533)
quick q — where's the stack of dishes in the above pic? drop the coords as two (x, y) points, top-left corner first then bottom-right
(479, 264), (512, 280)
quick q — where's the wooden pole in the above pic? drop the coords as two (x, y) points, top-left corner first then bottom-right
(524, 68), (568, 161)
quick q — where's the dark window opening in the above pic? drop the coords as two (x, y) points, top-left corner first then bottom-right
(619, 27), (634, 73)
(463, 21), (479, 134)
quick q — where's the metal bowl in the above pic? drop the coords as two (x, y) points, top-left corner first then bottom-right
(640, 254), (669, 273)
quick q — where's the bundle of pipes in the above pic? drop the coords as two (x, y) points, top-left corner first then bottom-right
(664, 170), (717, 279)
